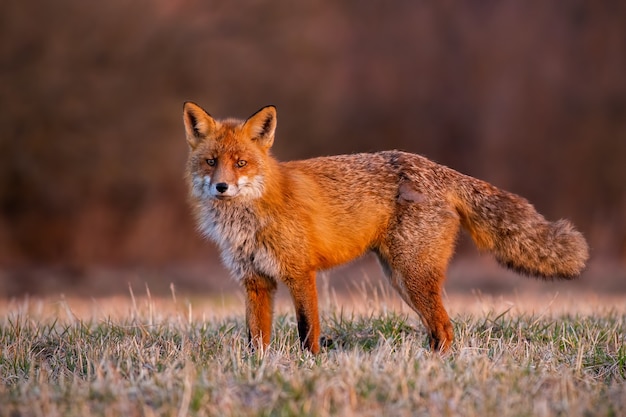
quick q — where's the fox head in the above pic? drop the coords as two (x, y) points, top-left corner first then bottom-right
(183, 102), (277, 201)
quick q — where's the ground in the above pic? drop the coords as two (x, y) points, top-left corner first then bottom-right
(1, 274), (625, 417)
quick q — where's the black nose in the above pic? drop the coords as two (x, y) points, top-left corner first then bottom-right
(215, 183), (229, 193)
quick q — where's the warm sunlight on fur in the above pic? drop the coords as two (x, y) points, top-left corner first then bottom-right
(183, 103), (589, 354)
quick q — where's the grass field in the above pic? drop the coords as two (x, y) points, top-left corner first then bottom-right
(1, 284), (625, 417)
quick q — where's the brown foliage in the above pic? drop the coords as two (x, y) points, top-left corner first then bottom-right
(1, 0), (625, 270)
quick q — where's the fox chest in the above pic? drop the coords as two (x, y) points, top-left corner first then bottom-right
(197, 205), (281, 281)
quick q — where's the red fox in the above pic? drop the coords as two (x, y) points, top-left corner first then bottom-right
(183, 102), (589, 353)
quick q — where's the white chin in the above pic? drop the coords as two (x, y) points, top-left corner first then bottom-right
(212, 194), (236, 200)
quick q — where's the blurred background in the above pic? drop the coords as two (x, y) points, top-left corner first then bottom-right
(1, 0), (625, 297)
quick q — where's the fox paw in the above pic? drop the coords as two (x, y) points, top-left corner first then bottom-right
(320, 335), (335, 349)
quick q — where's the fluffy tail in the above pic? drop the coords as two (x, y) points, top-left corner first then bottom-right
(452, 175), (589, 279)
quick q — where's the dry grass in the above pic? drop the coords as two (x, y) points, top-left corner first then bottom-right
(1, 284), (625, 417)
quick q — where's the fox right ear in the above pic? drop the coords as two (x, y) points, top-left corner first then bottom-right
(243, 105), (277, 149)
(183, 102), (216, 149)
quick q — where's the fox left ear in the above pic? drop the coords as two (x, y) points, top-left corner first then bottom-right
(183, 101), (217, 149)
(244, 105), (277, 149)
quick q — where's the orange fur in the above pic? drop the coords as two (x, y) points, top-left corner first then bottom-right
(183, 102), (589, 353)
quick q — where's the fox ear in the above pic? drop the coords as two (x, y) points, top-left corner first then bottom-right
(243, 105), (277, 149)
(183, 102), (216, 149)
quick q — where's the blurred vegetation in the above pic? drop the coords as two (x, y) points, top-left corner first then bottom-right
(1, 0), (625, 274)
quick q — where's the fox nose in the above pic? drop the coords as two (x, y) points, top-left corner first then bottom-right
(215, 183), (229, 194)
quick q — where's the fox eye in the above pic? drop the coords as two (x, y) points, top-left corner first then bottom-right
(236, 160), (247, 168)
(206, 158), (216, 166)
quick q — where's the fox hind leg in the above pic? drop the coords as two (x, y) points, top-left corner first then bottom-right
(403, 269), (454, 352)
(376, 207), (459, 352)
(377, 252), (454, 352)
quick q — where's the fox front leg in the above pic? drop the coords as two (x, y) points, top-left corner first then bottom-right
(285, 272), (321, 354)
(243, 275), (277, 352)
